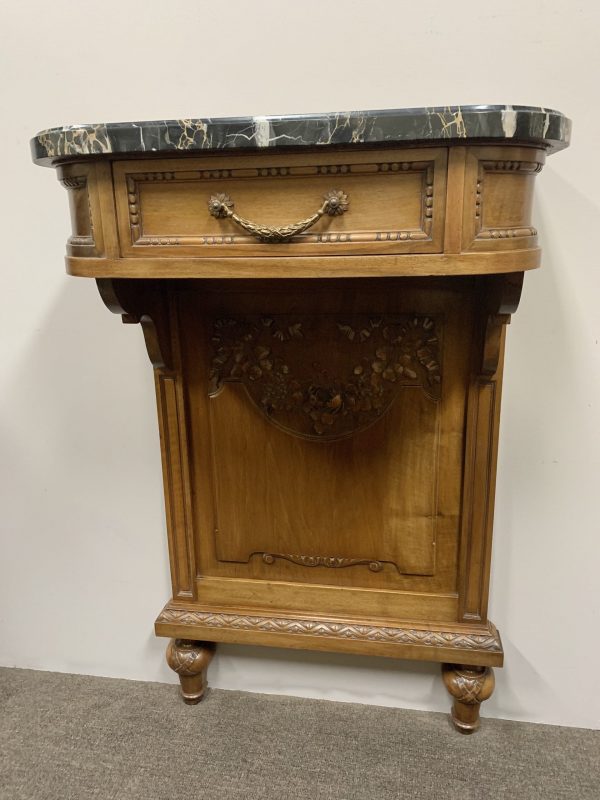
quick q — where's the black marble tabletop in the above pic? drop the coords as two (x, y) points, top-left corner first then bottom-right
(31, 105), (571, 166)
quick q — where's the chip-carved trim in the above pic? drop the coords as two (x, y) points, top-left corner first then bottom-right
(156, 607), (503, 653)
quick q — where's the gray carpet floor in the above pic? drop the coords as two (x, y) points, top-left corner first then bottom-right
(0, 667), (598, 800)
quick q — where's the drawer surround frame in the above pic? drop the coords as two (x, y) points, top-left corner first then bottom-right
(58, 144), (546, 279)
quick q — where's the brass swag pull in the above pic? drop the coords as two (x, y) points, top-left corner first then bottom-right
(207, 189), (349, 243)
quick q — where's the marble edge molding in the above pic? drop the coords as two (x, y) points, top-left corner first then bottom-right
(30, 104), (571, 166)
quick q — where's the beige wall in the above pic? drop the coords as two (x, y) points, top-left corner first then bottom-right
(1, 1), (598, 728)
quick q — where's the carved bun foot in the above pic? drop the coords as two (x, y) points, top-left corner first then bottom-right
(166, 639), (216, 704)
(442, 664), (495, 734)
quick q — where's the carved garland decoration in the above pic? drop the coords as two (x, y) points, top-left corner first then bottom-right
(262, 553), (383, 571)
(156, 608), (503, 653)
(209, 313), (442, 440)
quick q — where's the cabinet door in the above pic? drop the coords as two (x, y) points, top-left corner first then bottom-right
(176, 278), (475, 623)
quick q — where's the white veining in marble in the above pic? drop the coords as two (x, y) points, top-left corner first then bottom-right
(542, 109), (550, 138)
(254, 117), (272, 148)
(31, 105), (572, 165)
(501, 105), (517, 138)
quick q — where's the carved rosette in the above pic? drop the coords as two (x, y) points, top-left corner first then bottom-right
(209, 313), (441, 440)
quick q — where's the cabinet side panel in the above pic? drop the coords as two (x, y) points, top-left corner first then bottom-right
(459, 327), (506, 621)
(155, 366), (196, 599)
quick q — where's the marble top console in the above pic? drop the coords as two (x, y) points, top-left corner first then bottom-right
(31, 103), (570, 734)
(31, 104), (571, 166)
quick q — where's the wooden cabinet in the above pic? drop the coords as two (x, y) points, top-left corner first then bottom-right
(32, 105), (571, 733)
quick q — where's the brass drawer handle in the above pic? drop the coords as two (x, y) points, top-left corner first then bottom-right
(208, 189), (349, 243)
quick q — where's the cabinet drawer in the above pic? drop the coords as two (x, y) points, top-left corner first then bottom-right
(113, 148), (447, 258)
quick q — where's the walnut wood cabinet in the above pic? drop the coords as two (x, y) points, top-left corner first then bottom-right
(32, 106), (571, 732)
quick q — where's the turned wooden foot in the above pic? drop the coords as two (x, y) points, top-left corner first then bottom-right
(442, 664), (495, 734)
(166, 639), (216, 704)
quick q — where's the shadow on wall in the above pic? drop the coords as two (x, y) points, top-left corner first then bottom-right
(208, 642), (446, 711)
(0, 278), (171, 678)
(0, 278), (445, 709)
(488, 165), (600, 726)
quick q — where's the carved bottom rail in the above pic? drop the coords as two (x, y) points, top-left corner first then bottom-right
(156, 605), (503, 666)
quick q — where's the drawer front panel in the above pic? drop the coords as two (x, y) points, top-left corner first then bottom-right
(113, 149), (447, 258)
